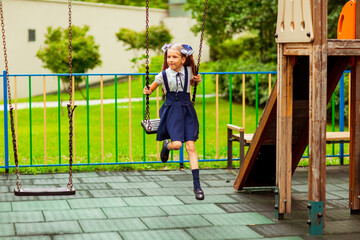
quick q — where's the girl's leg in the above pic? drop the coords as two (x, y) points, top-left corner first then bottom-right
(167, 141), (182, 150)
(161, 140), (182, 163)
(186, 141), (204, 200)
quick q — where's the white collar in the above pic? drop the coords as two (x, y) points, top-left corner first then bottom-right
(168, 66), (185, 77)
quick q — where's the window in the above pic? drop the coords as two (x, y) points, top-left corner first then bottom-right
(28, 29), (35, 42)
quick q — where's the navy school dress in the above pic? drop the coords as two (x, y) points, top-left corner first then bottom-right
(156, 67), (199, 142)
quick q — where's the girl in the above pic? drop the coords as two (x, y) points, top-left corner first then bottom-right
(143, 43), (204, 200)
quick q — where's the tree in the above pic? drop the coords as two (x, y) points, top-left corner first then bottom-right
(74, 0), (167, 9)
(37, 25), (102, 96)
(116, 24), (172, 68)
(186, 0), (348, 63)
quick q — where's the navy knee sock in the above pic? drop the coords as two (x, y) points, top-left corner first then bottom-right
(191, 169), (202, 190)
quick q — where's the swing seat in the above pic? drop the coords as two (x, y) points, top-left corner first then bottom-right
(141, 118), (160, 134)
(14, 187), (76, 196)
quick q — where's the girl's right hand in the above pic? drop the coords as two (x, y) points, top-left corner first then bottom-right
(143, 86), (153, 95)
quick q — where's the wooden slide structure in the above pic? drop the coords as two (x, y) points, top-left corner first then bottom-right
(233, 56), (349, 190)
(232, 0), (360, 235)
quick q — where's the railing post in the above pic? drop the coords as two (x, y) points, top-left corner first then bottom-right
(179, 144), (184, 169)
(3, 71), (9, 173)
(339, 74), (345, 165)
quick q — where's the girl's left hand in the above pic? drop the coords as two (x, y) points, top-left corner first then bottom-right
(191, 74), (201, 86)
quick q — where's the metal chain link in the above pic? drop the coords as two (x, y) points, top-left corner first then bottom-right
(67, 0), (74, 190)
(192, 0), (208, 105)
(144, 0), (151, 130)
(0, 0), (21, 190)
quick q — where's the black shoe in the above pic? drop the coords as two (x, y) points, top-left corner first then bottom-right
(160, 139), (170, 163)
(194, 189), (204, 200)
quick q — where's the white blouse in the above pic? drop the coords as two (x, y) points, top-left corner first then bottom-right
(154, 66), (193, 94)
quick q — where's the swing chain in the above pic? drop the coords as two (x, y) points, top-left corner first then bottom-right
(144, 0), (151, 129)
(67, 0), (74, 190)
(192, 0), (208, 105)
(0, 0), (21, 190)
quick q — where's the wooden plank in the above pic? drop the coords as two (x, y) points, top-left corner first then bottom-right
(349, 59), (360, 211)
(233, 81), (277, 190)
(277, 47), (293, 214)
(308, 0), (327, 208)
(349, 0), (360, 213)
(283, 43), (311, 56)
(328, 39), (360, 56)
(326, 132), (350, 141)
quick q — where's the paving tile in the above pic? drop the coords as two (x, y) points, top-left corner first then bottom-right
(53, 172), (99, 178)
(79, 218), (147, 232)
(156, 181), (201, 188)
(0, 211), (44, 223)
(97, 171), (142, 177)
(256, 238), (303, 240)
(141, 215), (212, 229)
(0, 180), (33, 186)
(0, 193), (38, 202)
(120, 229), (193, 240)
(141, 170), (187, 175)
(7, 174), (53, 180)
(203, 180), (234, 187)
(291, 185), (308, 192)
(202, 212), (273, 225)
(33, 178), (80, 185)
(186, 225), (262, 239)
(53, 232), (122, 240)
(328, 190), (348, 198)
(89, 189), (143, 198)
(103, 206), (166, 218)
(125, 176), (173, 182)
(168, 174), (220, 181)
(15, 221), (82, 235)
(75, 183), (110, 190)
(0, 186), (9, 193)
(249, 223), (308, 237)
(43, 208), (107, 221)
(200, 169), (233, 175)
(0, 236), (51, 240)
(37, 190), (91, 200)
(324, 220), (360, 234)
(0, 203), (11, 212)
(176, 195), (238, 204)
(12, 200), (70, 211)
(80, 176), (127, 183)
(0, 175), (7, 180)
(108, 182), (161, 189)
(123, 196), (183, 206)
(218, 203), (275, 213)
(141, 187), (194, 196)
(203, 187), (236, 195)
(67, 197), (127, 209)
(161, 204), (226, 215)
(0, 224), (15, 236)
(327, 199), (349, 209)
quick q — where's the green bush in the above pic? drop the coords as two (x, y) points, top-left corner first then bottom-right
(209, 58), (276, 106)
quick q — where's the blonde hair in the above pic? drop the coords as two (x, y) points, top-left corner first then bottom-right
(162, 44), (196, 75)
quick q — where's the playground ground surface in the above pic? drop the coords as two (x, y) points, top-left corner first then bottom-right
(0, 165), (359, 240)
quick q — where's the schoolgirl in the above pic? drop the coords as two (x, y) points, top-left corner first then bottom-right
(143, 43), (204, 200)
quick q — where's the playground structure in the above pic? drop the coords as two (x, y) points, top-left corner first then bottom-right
(232, 0), (360, 235)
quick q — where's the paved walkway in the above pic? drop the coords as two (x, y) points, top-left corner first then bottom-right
(0, 166), (359, 239)
(0, 93), (220, 111)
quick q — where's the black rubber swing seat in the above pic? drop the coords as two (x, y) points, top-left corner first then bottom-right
(14, 187), (76, 196)
(141, 118), (160, 134)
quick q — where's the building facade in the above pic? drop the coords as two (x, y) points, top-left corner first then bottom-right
(0, 0), (209, 98)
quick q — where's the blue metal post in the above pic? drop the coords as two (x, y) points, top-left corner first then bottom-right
(339, 74), (345, 165)
(3, 71), (9, 173)
(179, 144), (184, 168)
